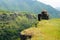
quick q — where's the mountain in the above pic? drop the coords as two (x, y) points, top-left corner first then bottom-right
(0, 0), (60, 18)
(56, 7), (60, 11)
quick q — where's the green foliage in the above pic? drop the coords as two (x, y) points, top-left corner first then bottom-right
(0, 11), (59, 40)
(0, 11), (37, 40)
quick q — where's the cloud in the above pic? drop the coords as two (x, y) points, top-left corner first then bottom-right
(37, 0), (60, 8)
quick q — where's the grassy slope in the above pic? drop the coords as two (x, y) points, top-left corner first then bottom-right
(21, 19), (60, 40)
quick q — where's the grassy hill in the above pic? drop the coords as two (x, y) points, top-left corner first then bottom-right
(0, 11), (60, 40)
(21, 19), (60, 40)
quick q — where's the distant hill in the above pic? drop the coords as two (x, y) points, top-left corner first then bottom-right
(0, 0), (60, 18)
(56, 7), (60, 11)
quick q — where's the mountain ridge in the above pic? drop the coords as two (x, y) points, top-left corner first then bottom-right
(0, 0), (60, 18)
(56, 7), (60, 11)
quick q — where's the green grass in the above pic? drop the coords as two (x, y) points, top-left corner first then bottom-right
(21, 19), (60, 40)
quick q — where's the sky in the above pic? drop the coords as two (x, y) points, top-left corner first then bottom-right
(37, 0), (60, 8)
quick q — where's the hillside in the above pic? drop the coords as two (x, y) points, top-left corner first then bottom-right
(21, 19), (60, 40)
(0, 0), (60, 18)
(0, 11), (60, 40)
(0, 12), (37, 40)
(56, 7), (60, 11)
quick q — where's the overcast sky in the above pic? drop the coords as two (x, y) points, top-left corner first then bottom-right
(37, 0), (60, 8)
